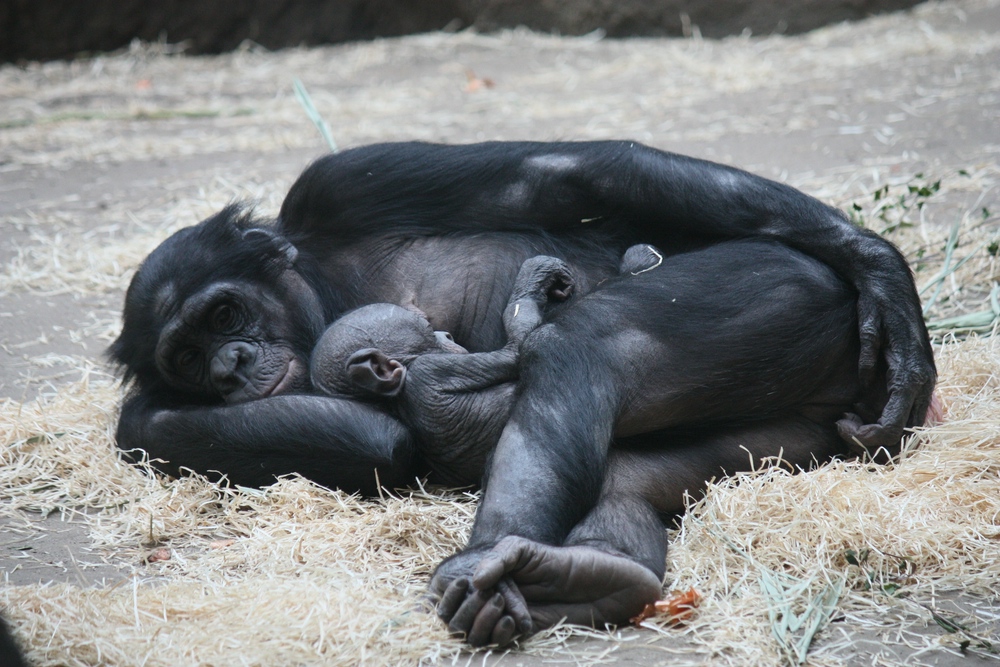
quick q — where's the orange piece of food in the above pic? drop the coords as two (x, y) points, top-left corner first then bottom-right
(630, 587), (701, 626)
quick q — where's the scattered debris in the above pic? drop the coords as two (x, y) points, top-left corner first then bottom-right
(144, 547), (171, 563)
(631, 587), (702, 625)
(463, 69), (495, 92)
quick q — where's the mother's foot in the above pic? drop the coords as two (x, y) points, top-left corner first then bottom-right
(476, 536), (663, 628)
(434, 536), (662, 645)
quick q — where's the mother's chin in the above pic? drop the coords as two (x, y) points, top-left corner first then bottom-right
(268, 356), (312, 397)
(224, 355), (311, 404)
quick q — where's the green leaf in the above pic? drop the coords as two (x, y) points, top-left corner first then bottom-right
(881, 583), (902, 596)
(23, 432), (65, 445)
(292, 78), (338, 153)
(932, 612), (966, 634)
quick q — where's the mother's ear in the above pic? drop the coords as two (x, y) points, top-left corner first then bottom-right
(346, 348), (406, 397)
(242, 227), (299, 266)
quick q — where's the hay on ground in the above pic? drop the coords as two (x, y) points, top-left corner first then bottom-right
(2, 0), (999, 664)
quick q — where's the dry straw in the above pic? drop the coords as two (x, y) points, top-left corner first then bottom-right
(662, 335), (1000, 665)
(2, 0), (1000, 664)
(3, 334), (999, 666)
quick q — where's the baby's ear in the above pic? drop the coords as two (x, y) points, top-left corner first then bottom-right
(346, 348), (406, 397)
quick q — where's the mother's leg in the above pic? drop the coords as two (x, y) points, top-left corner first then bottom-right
(434, 240), (872, 641)
(471, 415), (849, 631)
(440, 415), (851, 641)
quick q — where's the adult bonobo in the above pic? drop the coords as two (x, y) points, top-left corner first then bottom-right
(110, 140), (935, 644)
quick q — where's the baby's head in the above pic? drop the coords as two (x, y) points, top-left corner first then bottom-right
(311, 303), (466, 398)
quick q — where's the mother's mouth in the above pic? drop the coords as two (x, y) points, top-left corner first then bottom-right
(267, 357), (307, 397)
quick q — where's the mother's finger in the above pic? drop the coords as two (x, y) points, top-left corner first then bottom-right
(436, 577), (470, 622)
(466, 593), (506, 647)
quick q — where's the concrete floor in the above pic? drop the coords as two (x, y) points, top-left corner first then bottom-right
(2, 1), (999, 664)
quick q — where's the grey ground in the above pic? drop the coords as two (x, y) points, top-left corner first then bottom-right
(2, 1), (999, 664)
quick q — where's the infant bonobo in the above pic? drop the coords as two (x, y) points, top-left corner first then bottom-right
(311, 253), (583, 485)
(310, 246), (660, 486)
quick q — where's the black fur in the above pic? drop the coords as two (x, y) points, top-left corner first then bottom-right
(110, 141), (935, 639)
(0, 617), (27, 667)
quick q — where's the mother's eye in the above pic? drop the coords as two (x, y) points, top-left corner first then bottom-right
(210, 303), (239, 332)
(175, 348), (200, 370)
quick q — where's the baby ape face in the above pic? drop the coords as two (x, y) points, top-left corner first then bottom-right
(310, 304), (467, 398)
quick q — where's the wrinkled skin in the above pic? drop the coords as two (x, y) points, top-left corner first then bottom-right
(112, 212), (324, 407)
(436, 536), (663, 646)
(110, 141), (935, 645)
(154, 278), (317, 405)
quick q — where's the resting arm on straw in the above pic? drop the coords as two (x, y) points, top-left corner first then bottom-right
(116, 391), (415, 495)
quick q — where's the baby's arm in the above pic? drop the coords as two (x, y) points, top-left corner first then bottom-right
(409, 256), (574, 394)
(503, 255), (574, 346)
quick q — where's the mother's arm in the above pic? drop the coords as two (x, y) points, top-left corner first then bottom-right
(606, 144), (935, 448)
(280, 140), (935, 446)
(116, 391), (417, 495)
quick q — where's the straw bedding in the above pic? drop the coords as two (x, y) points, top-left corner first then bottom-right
(4, 336), (999, 666)
(2, 0), (999, 664)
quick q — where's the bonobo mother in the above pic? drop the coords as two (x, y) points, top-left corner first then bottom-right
(110, 141), (935, 644)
